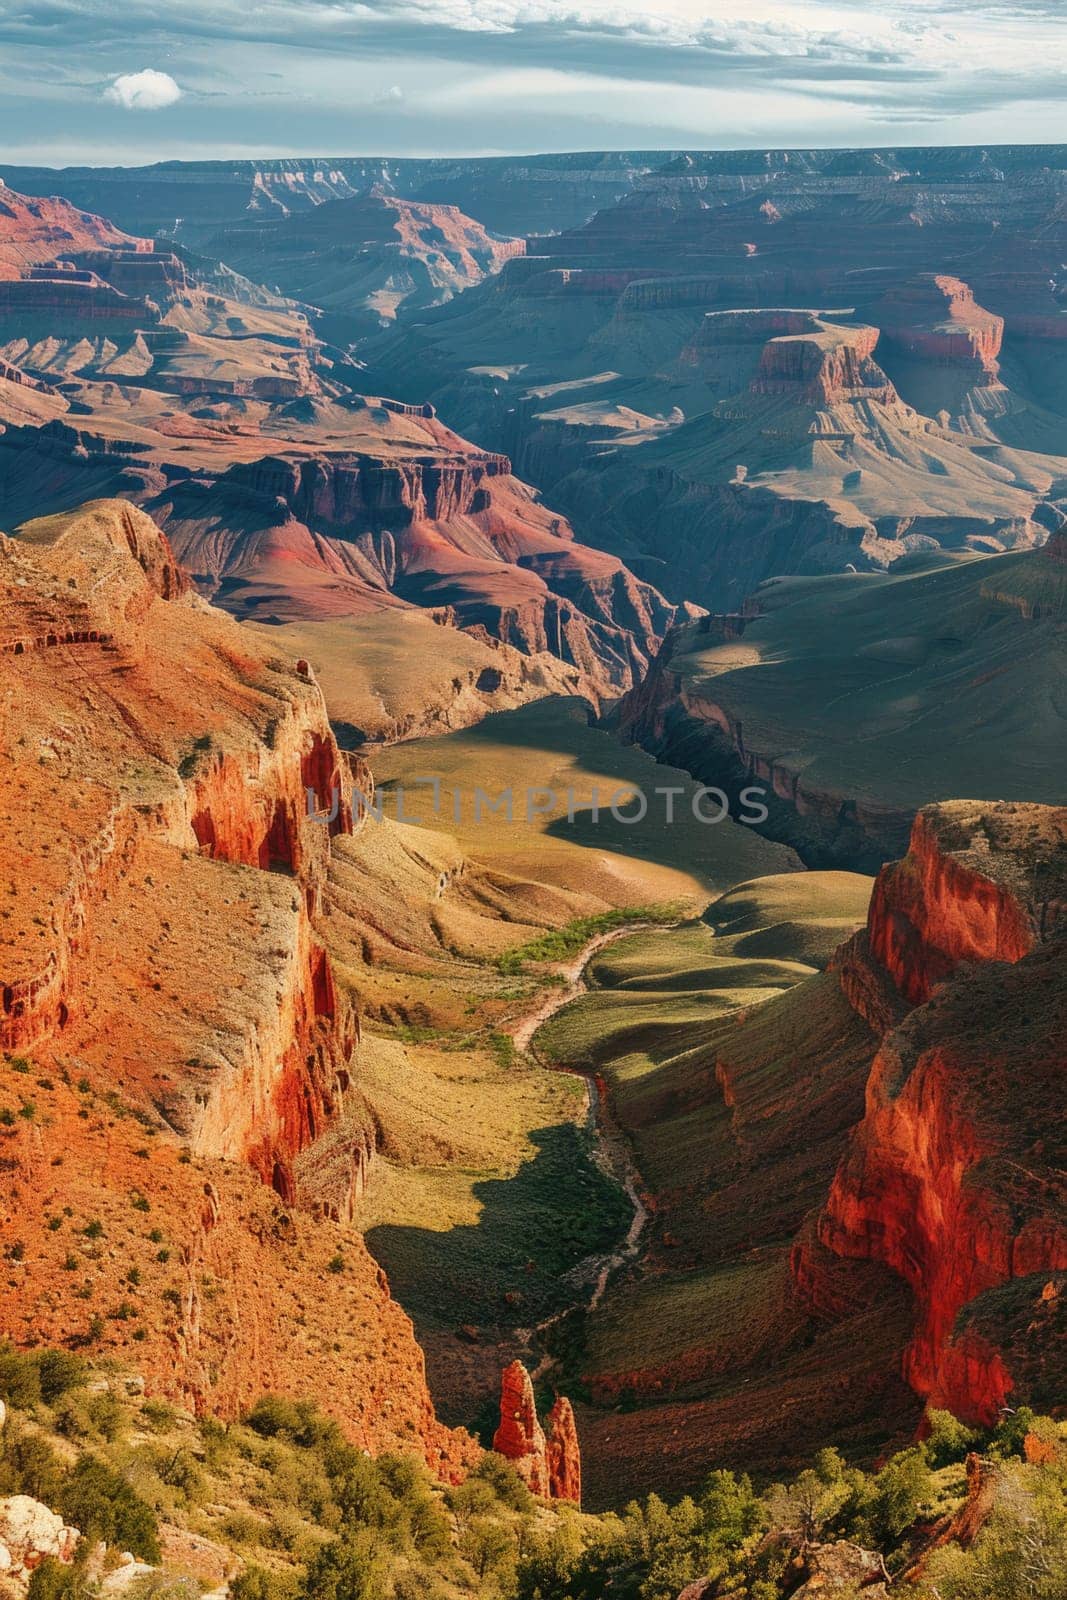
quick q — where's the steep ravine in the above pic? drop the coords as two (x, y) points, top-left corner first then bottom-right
(509, 924), (658, 1375)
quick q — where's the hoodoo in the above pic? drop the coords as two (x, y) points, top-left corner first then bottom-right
(493, 1362), (582, 1503)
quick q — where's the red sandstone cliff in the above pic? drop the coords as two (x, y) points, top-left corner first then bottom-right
(751, 322), (893, 407)
(801, 802), (1067, 1422)
(0, 498), (473, 1476)
(866, 274), (1004, 378)
(0, 186), (146, 280)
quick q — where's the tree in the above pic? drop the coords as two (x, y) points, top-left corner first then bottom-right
(56, 1458), (161, 1563)
(869, 1447), (932, 1544)
(925, 1408), (979, 1469)
(298, 1536), (385, 1600)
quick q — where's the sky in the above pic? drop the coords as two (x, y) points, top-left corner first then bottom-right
(0, 0), (1064, 167)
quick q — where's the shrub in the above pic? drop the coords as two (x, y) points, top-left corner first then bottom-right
(0, 1422), (63, 1502)
(925, 1408), (980, 1469)
(0, 1342), (42, 1408)
(27, 1560), (92, 1600)
(230, 1568), (297, 1600)
(37, 1349), (87, 1403)
(470, 1451), (534, 1513)
(298, 1534), (386, 1600)
(56, 1457), (161, 1561)
(53, 1389), (125, 1445)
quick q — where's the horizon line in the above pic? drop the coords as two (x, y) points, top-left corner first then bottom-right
(4, 136), (1067, 175)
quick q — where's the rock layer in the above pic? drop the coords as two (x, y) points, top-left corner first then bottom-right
(0, 497), (473, 1475)
(802, 802), (1067, 1422)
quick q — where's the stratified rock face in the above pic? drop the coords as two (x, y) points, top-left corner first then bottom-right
(805, 802), (1067, 1423)
(359, 148), (1067, 614)
(0, 185), (146, 279)
(492, 1362), (581, 1502)
(207, 188), (525, 330)
(0, 152), (666, 241)
(866, 801), (1061, 1006)
(867, 274), (1004, 378)
(0, 182), (681, 707)
(0, 499), (473, 1476)
(751, 320), (892, 406)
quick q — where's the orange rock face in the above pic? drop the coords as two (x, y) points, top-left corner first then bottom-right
(865, 804), (1050, 1007)
(0, 187), (146, 280)
(545, 1395), (582, 1504)
(0, 499), (474, 1477)
(866, 274), (1004, 379)
(492, 1361), (581, 1502)
(806, 802), (1067, 1423)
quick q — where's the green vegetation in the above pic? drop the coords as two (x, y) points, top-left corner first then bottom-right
(2, 1356), (1064, 1600)
(365, 1122), (632, 1357)
(495, 906), (682, 977)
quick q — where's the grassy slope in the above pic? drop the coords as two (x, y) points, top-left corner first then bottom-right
(326, 704), (796, 1440)
(528, 869), (922, 1504)
(371, 696), (798, 911)
(670, 548), (1067, 810)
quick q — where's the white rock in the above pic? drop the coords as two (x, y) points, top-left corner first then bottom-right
(99, 1559), (158, 1595)
(0, 1495), (81, 1578)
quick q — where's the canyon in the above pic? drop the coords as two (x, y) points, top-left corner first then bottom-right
(0, 181), (684, 721)
(0, 143), (1064, 1575)
(356, 149), (1067, 614)
(202, 187), (526, 338)
(532, 802), (1066, 1504)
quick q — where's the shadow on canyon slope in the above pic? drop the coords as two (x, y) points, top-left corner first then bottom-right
(364, 1122), (631, 1430)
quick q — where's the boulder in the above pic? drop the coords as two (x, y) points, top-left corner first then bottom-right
(0, 1496), (80, 1583)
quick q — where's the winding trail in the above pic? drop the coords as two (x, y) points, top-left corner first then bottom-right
(507, 922), (662, 1373)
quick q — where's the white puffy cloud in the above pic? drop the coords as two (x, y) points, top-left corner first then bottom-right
(104, 68), (182, 110)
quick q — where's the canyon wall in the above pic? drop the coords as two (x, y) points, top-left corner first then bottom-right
(0, 498), (473, 1474)
(800, 802), (1067, 1422)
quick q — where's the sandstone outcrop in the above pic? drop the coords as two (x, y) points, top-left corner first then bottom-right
(864, 801), (1060, 1006)
(790, 1541), (888, 1597)
(0, 184), (145, 280)
(492, 1362), (581, 1503)
(865, 274), (1004, 379)
(804, 803), (1067, 1422)
(750, 320), (892, 407)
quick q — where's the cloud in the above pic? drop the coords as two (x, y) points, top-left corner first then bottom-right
(104, 68), (182, 110)
(0, 0), (1063, 157)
